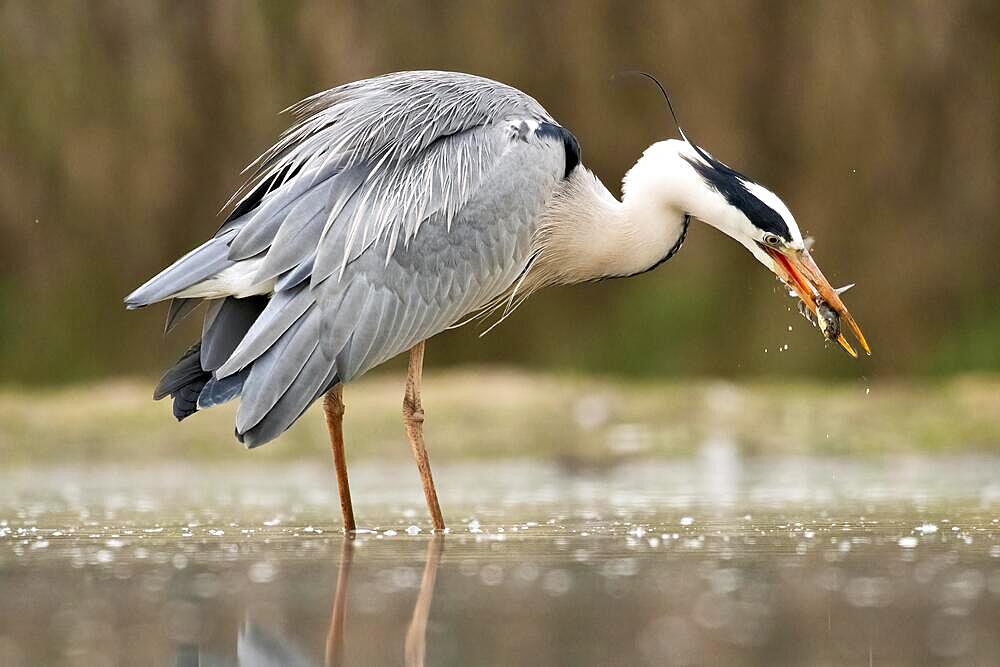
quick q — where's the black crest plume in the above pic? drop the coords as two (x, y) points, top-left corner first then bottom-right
(612, 70), (691, 143)
(612, 70), (721, 166)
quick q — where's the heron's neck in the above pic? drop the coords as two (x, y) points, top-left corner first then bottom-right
(533, 150), (726, 284)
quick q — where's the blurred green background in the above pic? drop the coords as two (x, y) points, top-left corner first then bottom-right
(1, 0), (998, 385)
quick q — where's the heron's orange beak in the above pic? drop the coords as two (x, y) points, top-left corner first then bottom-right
(760, 245), (870, 358)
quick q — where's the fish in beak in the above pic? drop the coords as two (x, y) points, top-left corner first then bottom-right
(759, 244), (871, 358)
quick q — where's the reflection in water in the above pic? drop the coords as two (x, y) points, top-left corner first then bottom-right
(324, 538), (353, 667)
(404, 536), (443, 667)
(236, 536), (443, 667)
(238, 623), (315, 667)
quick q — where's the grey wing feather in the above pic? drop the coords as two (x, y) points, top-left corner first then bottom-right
(338, 288), (394, 379)
(273, 258), (313, 292)
(239, 342), (337, 448)
(125, 230), (236, 308)
(235, 304), (321, 433)
(200, 296), (268, 371)
(254, 167), (365, 281)
(227, 161), (362, 266)
(215, 285), (314, 376)
(316, 279), (371, 359)
(197, 368), (249, 409)
(201, 299), (224, 341)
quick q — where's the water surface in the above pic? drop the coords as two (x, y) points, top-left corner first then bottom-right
(2, 456), (999, 665)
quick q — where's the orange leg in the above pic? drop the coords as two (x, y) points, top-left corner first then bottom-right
(403, 341), (445, 530)
(324, 385), (356, 532)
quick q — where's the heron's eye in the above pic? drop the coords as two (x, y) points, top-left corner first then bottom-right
(763, 233), (782, 247)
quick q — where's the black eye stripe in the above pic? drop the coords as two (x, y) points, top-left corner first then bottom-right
(682, 154), (791, 241)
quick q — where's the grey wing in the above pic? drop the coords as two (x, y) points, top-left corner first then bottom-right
(127, 72), (573, 447)
(125, 71), (552, 309)
(227, 126), (567, 447)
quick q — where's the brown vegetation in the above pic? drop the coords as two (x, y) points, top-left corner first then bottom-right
(1, 1), (997, 383)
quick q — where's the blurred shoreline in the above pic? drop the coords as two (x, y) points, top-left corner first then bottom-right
(2, 368), (997, 466)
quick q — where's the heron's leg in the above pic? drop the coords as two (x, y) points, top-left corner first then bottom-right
(403, 341), (445, 530)
(324, 385), (356, 532)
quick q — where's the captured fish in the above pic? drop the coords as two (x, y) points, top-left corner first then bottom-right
(797, 298), (840, 341)
(793, 283), (853, 343)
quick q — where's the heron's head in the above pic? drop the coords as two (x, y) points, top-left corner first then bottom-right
(614, 72), (868, 356)
(667, 139), (869, 357)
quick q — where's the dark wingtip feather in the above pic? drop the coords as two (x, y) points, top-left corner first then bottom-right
(172, 381), (207, 421)
(154, 342), (212, 421)
(153, 343), (205, 400)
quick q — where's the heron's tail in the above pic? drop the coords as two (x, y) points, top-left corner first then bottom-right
(148, 290), (341, 447)
(152, 296), (267, 420)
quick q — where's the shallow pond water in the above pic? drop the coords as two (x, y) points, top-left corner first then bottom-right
(2, 455), (1000, 666)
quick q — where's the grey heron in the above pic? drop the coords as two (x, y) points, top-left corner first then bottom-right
(125, 70), (869, 532)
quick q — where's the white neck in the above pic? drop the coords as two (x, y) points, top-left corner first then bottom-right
(529, 140), (740, 285)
